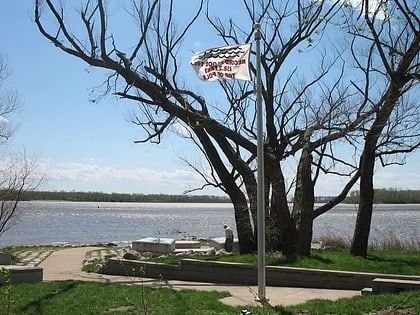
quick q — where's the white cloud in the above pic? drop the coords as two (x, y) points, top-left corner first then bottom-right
(343, 0), (387, 19)
(40, 148), (420, 196)
(43, 161), (206, 194)
(374, 167), (420, 190)
(0, 116), (9, 123)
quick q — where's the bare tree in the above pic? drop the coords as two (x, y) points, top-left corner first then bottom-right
(33, 0), (364, 255)
(35, 0), (417, 256)
(0, 56), (19, 145)
(0, 56), (44, 238)
(339, 0), (420, 257)
(0, 155), (43, 238)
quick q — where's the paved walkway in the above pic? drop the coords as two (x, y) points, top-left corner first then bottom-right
(38, 247), (360, 307)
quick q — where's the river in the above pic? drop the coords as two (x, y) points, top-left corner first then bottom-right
(0, 201), (419, 248)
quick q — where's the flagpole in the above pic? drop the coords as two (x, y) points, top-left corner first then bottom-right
(254, 23), (266, 303)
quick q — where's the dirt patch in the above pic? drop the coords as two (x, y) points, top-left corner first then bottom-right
(104, 305), (137, 313)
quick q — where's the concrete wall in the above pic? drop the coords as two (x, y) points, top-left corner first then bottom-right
(0, 252), (12, 265)
(0, 265), (43, 285)
(101, 258), (420, 290)
(372, 278), (420, 294)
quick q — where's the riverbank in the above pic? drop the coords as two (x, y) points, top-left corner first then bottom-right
(3, 201), (419, 248)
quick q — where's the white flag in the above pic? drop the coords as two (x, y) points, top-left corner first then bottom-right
(190, 43), (251, 82)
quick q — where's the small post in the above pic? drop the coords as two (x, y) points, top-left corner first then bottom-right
(254, 23), (266, 303)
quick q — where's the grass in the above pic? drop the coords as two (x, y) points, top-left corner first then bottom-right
(283, 290), (420, 315)
(0, 280), (234, 315)
(1, 246), (420, 314)
(277, 249), (420, 275)
(1, 280), (419, 314)
(147, 248), (420, 276)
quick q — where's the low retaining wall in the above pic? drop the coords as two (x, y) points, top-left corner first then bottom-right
(372, 278), (420, 294)
(0, 252), (12, 265)
(100, 258), (420, 290)
(0, 265), (43, 285)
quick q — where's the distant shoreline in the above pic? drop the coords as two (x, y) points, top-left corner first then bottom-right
(20, 188), (420, 204)
(21, 191), (230, 203)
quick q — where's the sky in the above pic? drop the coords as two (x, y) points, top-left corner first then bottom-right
(0, 1), (418, 197)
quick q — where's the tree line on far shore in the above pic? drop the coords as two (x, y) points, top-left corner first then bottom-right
(19, 188), (420, 204)
(20, 190), (231, 203)
(346, 189), (420, 204)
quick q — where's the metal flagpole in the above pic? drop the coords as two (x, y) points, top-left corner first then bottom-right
(254, 23), (266, 302)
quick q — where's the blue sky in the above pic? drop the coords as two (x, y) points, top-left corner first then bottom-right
(0, 1), (418, 196)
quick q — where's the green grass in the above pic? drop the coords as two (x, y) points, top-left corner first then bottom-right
(1, 280), (419, 315)
(0, 280), (237, 315)
(2, 247), (420, 314)
(270, 249), (420, 275)
(149, 249), (420, 275)
(282, 290), (420, 315)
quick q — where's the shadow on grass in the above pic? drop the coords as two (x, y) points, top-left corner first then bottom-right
(277, 254), (334, 265)
(309, 254), (334, 264)
(19, 281), (78, 314)
(367, 253), (420, 268)
(368, 254), (419, 263)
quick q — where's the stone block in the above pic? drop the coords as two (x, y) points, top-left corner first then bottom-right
(361, 287), (372, 295)
(0, 252), (12, 265)
(209, 237), (239, 251)
(209, 237), (225, 250)
(0, 265), (43, 285)
(372, 278), (420, 294)
(175, 240), (201, 249)
(132, 237), (175, 254)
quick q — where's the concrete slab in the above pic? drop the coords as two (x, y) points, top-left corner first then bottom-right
(175, 240), (201, 249)
(132, 237), (175, 254)
(219, 287), (360, 307)
(209, 237), (239, 251)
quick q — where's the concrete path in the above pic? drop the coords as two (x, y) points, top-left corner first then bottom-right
(38, 247), (360, 307)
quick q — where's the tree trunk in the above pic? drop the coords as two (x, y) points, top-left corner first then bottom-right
(232, 198), (256, 253)
(265, 154), (296, 255)
(195, 130), (256, 253)
(350, 14), (419, 258)
(350, 151), (375, 257)
(350, 77), (413, 257)
(350, 88), (403, 257)
(292, 144), (314, 256)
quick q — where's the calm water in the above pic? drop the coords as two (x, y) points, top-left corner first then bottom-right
(0, 201), (419, 247)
